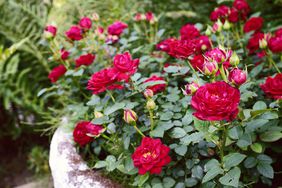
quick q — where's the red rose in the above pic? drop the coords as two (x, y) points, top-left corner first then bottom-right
(48, 65), (67, 83)
(144, 75), (166, 94)
(204, 48), (231, 64)
(44, 25), (57, 37)
(107, 21), (128, 36)
(145, 12), (154, 22)
(268, 36), (282, 53)
(228, 68), (247, 86)
(210, 5), (230, 22)
(75, 54), (95, 67)
(87, 68), (123, 94)
(79, 17), (92, 30)
(60, 49), (70, 60)
(275, 28), (282, 37)
(156, 38), (177, 52)
(184, 82), (200, 95)
(247, 32), (265, 53)
(65, 26), (83, 41)
(243, 17), (263, 33)
(193, 35), (212, 53)
(191, 81), (240, 121)
(180, 24), (200, 41)
(132, 137), (171, 175)
(113, 52), (139, 81)
(228, 8), (239, 23)
(73, 121), (104, 147)
(233, 0), (250, 20)
(167, 39), (195, 59)
(260, 73), (282, 99)
(190, 55), (205, 71)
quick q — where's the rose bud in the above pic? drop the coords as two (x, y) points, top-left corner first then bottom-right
(229, 52), (240, 66)
(44, 25), (57, 39)
(48, 65), (67, 83)
(228, 68), (247, 86)
(203, 61), (218, 76)
(92, 13), (100, 21)
(146, 99), (156, 110)
(79, 17), (92, 30)
(123, 109), (138, 124)
(205, 26), (212, 36)
(60, 49), (70, 60)
(223, 20), (231, 30)
(144, 89), (154, 98)
(183, 82), (200, 96)
(259, 38), (268, 49)
(94, 111), (104, 118)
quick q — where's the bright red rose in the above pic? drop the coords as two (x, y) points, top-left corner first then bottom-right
(87, 68), (123, 94)
(204, 48), (232, 64)
(180, 24), (200, 41)
(190, 55), (205, 71)
(45, 25), (57, 37)
(113, 52), (139, 81)
(268, 36), (282, 53)
(243, 17), (263, 33)
(191, 81), (240, 121)
(48, 65), (67, 83)
(145, 12), (155, 22)
(228, 8), (239, 23)
(144, 75), (166, 94)
(79, 17), (92, 30)
(275, 28), (282, 37)
(73, 121), (105, 147)
(65, 26), (83, 41)
(60, 49), (70, 60)
(156, 38), (177, 52)
(228, 68), (247, 86)
(107, 21), (128, 36)
(210, 5), (230, 22)
(75, 54), (95, 67)
(132, 137), (171, 175)
(247, 32), (265, 53)
(193, 35), (212, 53)
(233, 0), (250, 20)
(167, 40), (195, 59)
(260, 73), (282, 99)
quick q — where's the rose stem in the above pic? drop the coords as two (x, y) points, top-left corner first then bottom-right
(219, 124), (228, 166)
(186, 60), (200, 82)
(267, 52), (281, 73)
(149, 110), (155, 131)
(132, 122), (145, 137)
(219, 64), (228, 82)
(106, 90), (116, 102)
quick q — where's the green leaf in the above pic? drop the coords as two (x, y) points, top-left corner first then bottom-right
(250, 143), (263, 153)
(92, 116), (110, 124)
(182, 111), (193, 126)
(253, 101), (267, 110)
(228, 126), (243, 140)
(219, 167), (241, 187)
(244, 157), (257, 168)
(175, 145), (187, 156)
(160, 111), (174, 121)
(163, 177), (176, 188)
(260, 131), (282, 142)
(202, 166), (223, 183)
(245, 119), (268, 133)
(257, 163), (274, 179)
(257, 154), (272, 164)
(180, 132), (204, 145)
(170, 127), (187, 138)
(86, 95), (100, 106)
(104, 102), (125, 115)
(185, 178), (198, 187)
(191, 165), (203, 179)
(138, 173), (149, 187)
(236, 133), (252, 148)
(194, 117), (210, 133)
(94, 161), (107, 168)
(223, 153), (246, 170)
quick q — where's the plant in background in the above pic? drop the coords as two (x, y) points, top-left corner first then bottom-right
(28, 146), (50, 176)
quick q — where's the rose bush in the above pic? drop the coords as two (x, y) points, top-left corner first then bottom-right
(42, 1), (282, 187)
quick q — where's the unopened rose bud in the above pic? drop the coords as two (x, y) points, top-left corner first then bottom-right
(146, 99), (156, 110)
(123, 109), (138, 124)
(44, 25), (57, 39)
(259, 38), (268, 49)
(201, 44), (207, 51)
(144, 89), (154, 98)
(223, 21), (231, 30)
(205, 27), (212, 36)
(183, 82), (200, 96)
(216, 20), (223, 32)
(92, 13), (100, 21)
(230, 52), (240, 66)
(228, 68), (247, 86)
(94, 111), (104, 118)
(203, 61), (218, 76)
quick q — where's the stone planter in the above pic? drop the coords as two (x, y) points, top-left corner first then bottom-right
(49, 126), (122, 188)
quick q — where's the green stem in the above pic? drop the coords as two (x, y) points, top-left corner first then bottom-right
(267, 53), (281, 73)
(107, 90), (116, 102)
(186, 60), (200, 82)
(102, 134), (112, 141)
(149, 110), (155, 131)
(133, 124), (145, 137)
(219, 64), (228, 82)
(219, 124), (228, 164)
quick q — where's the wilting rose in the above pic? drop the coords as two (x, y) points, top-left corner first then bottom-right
(65, 26), (83, 41)
(87, 68), (123, 94)
(44, 25), (57, 37)
(190, 55), (205, 71)
(228, 68), (247, 86)
(233, 0), (250, 20)
(60, 49), (70, 60)
(73, 121), (104, 147)
(268, 36), (282, 53)
(247, 32), (265, 53)
(260, 73), (282, 99)
(132, 137), (171, 175)
(144, 75), (166, 94)
(107, 21), (128, 36)
(210, 5), (230, 22)
(191, 81), (240, 121)
(79, 17), (92, 30)
(193, 35), (212, 53)
(184, 82), (200, 95)
(243, 17), (263, 33)
(48, 65), (67, 83)
(112, 52), (139, 81)
(75, 54), (96, 67)
(180, 24), (200, 41)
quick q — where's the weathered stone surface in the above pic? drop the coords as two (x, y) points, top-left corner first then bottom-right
(49, 125), (122, 188)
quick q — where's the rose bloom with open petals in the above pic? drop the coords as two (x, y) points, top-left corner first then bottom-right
(79, 17), (92, 30)
(233, 0), (250, 20)
(166, 39), (195, 59)
(210, 5), (230, 22)
(243, 17), (263, 33)
(48, 65), (67, 83)
(75, 54), (96, 67)
(156, 38), (177, 52)
(113, 52), (139, 81)
(247, 32), (265, 53)
(65, 26), (83, 41)
(193, 35), (212, 53)
(190, 55), (205, 71)
(144, 75), (166, 94)
(73, 121), (104, 147)
(180, 24), (200, 41)
(260, 73), (282, 100)
(268, 36), (282, 53)
(191, 81), (240, 121)
(107, 21), (128, 36)
(87, 68), (123, 94)
(132, 137), (171, 175)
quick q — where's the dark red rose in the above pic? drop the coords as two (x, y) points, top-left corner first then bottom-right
(191, 81), (240, 121)
(132, 137), (171, 175)
(275, 28), (282, 37)
(48, 65), (67, 83)
(210, 5), (230, 22)
(79, 17), (92, 30)
(113, 52), (139, 81)
(180, 24), (200, 41)
(75, 54), (95, 67)
(243, 17), (263, 33)
(260, 73), (282, 100)
(107, 21), (128, 36)
(45, 25), (57, 37)
(156, 38), (177, 52)
(73, 121), (105, 147)
(233, 0), (250, 20)
(65, 26), (83, 41)
(167, 39), (195, 59)
(144, 75), (166, 94)
(193, 35), (212, 53)
(247, 32), (265, 53)
(145, 12), (154, 22)
(228, 68), (247, 86)
(87, 68), (123, 94)
(60, 49), (70, 60)
(268, 36), (282, 53)
(190, 55), (205, 71)
(228, 8), (239, 23)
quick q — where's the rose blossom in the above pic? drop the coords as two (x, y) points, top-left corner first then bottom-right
(190, 55), (205, 71)
(210, 5), (230, 22)
(228, 68), (247, 86)
(165, 39), (195, 59)
(193, 35), (212, 53)
(275, 28), (282, 37)
(203, 61), (218, 76)
(145, 11), (155, 22)
(73, 121), (104, 147)
(144, 75), (166, 94)
(247, 32), (265, 53)
(233, 0), (250, 20)
(243, 17), (263, 33)
(79, 17), (92, 30)
(75, 54), (96, 67)
(87, 68), (123, 94)
(204, 47), (231, 64)
(132, 137), (171, 175)
(107, 21), (128, 36)
(260, 73), (282, 99)
(228, 8), (239, 23)
(191, 81), (240, 121)
(60, 49), (70, 60)
(48, 65), (67, 83)
(180, 24), (200, 41)
(112, 52), (139, 81)
(44, 25), (57, 37)
(65, 26), (83, 41)
(184, 82), (200, 95)
(156, 38), (177, 52)
(268, 36), (282, 53)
